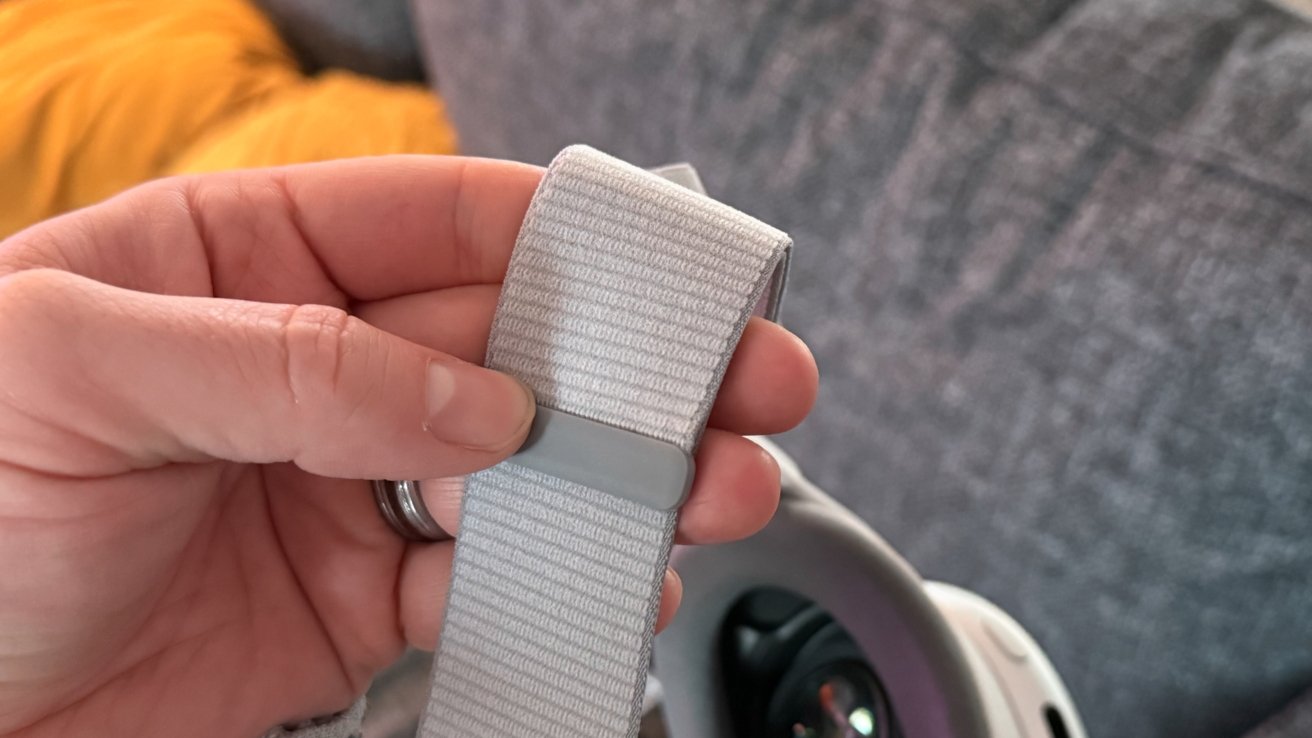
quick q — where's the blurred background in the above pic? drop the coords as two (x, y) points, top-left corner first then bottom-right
(2, 1), (1311, 737)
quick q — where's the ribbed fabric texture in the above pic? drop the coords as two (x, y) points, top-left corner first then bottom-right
(420, 145), (789, 737)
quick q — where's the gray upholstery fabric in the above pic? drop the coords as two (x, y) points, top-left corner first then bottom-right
(253, 0), (423, 81)
(409, 2), (1312, 737)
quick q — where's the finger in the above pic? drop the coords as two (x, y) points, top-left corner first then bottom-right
(417, 429), (779, 545)
(416, 476), (464, 537)
(358, 287), (817, 434)
(655, 569), (683, 633)
(200, 157), (543, 300)
(0, 156), (545, 303)
(397, 544), (683, 650)
(675, 430), (781, 544)
(397, 539), (457, 651)
(353, 284), (499, 365)
(708, 318), (818, 434)
(0, 269), (534, 480)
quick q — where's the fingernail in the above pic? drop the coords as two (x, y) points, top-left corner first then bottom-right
(426, 361), (535, 451)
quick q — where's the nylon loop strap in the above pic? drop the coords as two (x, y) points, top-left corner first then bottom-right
(420, 145), (791, 737)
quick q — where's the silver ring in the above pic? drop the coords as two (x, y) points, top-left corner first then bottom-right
(371, 479), (454, 542)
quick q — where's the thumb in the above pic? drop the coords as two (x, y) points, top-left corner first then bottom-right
(0, 269), (535, 479)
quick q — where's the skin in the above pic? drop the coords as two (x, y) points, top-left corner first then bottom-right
(0, 157), (818, 738)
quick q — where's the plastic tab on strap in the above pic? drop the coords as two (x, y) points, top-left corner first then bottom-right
(509, 406), (696, 511)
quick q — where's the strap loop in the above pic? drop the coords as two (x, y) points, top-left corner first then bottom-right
(511, 406), (695, 511)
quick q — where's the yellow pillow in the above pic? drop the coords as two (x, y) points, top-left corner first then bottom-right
(0, 0), (457, 238)
(168, 71), (456, 176)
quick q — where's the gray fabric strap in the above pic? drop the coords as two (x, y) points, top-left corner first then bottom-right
(419, 145), (790, 737)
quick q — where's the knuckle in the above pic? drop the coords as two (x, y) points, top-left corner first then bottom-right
(278, 303), (361, 405)
(0, 227), (68, 275)
(0, 268), (77, 337)
(132, 174), (194, 205)
(0, 270), (88, 404)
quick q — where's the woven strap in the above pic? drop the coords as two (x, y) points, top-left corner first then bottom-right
(418, 146), (790, 737)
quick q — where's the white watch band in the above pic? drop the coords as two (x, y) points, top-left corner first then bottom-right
(419, 145), (790, 737)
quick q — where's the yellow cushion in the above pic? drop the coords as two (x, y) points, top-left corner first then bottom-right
(168, 71), (457, 176)
(0, 0), (458, 238)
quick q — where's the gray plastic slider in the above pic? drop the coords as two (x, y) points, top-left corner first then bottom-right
(508, 406), (696, 511)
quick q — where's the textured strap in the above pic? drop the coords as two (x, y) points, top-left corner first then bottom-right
(419, 146), (790, 737)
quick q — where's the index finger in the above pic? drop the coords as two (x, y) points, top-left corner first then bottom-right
(263, 156), (544, 299)
(0, 156), (545, 303)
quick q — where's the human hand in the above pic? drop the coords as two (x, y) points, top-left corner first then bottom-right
(0, 157), (817, 737)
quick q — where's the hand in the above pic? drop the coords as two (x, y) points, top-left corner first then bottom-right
(0, 157), (817, 737)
